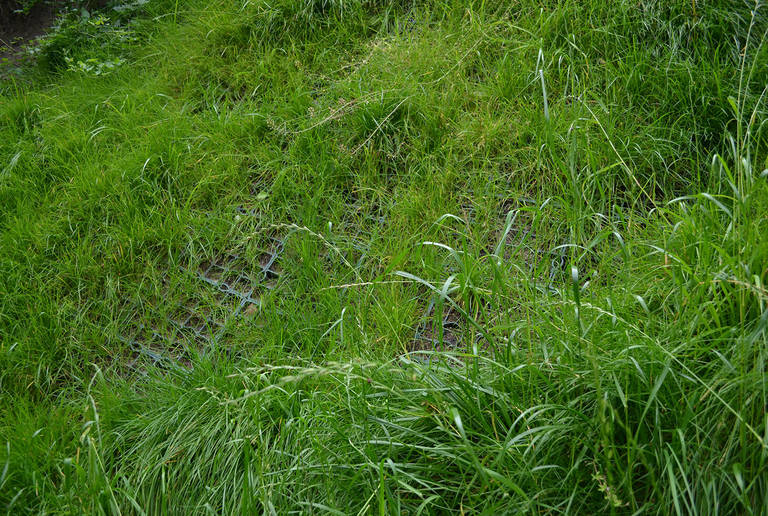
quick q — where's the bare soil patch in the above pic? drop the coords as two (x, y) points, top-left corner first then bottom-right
(1, 0), (108, 66)
(0, 1), (57, 64)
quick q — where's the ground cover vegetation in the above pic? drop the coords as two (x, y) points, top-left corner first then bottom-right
(1, 0), (767, 513)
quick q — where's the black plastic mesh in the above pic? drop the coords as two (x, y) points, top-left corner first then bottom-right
(120, 236), (285, 369)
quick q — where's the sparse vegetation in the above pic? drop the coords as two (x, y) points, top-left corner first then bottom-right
(1, 0), (767, 513)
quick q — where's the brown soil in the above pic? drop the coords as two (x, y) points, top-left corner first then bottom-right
(0, 2), (57, 63)
(0, 0), (108, 66)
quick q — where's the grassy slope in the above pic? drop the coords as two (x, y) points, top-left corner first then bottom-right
(1, 0), (767, 513)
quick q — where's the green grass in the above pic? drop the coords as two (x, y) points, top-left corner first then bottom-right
(1, 0), (767, 513)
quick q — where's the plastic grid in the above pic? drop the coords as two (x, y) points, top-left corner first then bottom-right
(120, 236), (285, 369)
(412, 297), (465, 352)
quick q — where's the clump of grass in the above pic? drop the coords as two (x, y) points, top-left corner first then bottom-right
(1, 0), (767, 513)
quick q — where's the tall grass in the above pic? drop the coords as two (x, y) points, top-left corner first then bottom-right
(1, 0), (767, 513)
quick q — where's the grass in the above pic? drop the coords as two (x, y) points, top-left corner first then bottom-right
(1, 0), (767, 513)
